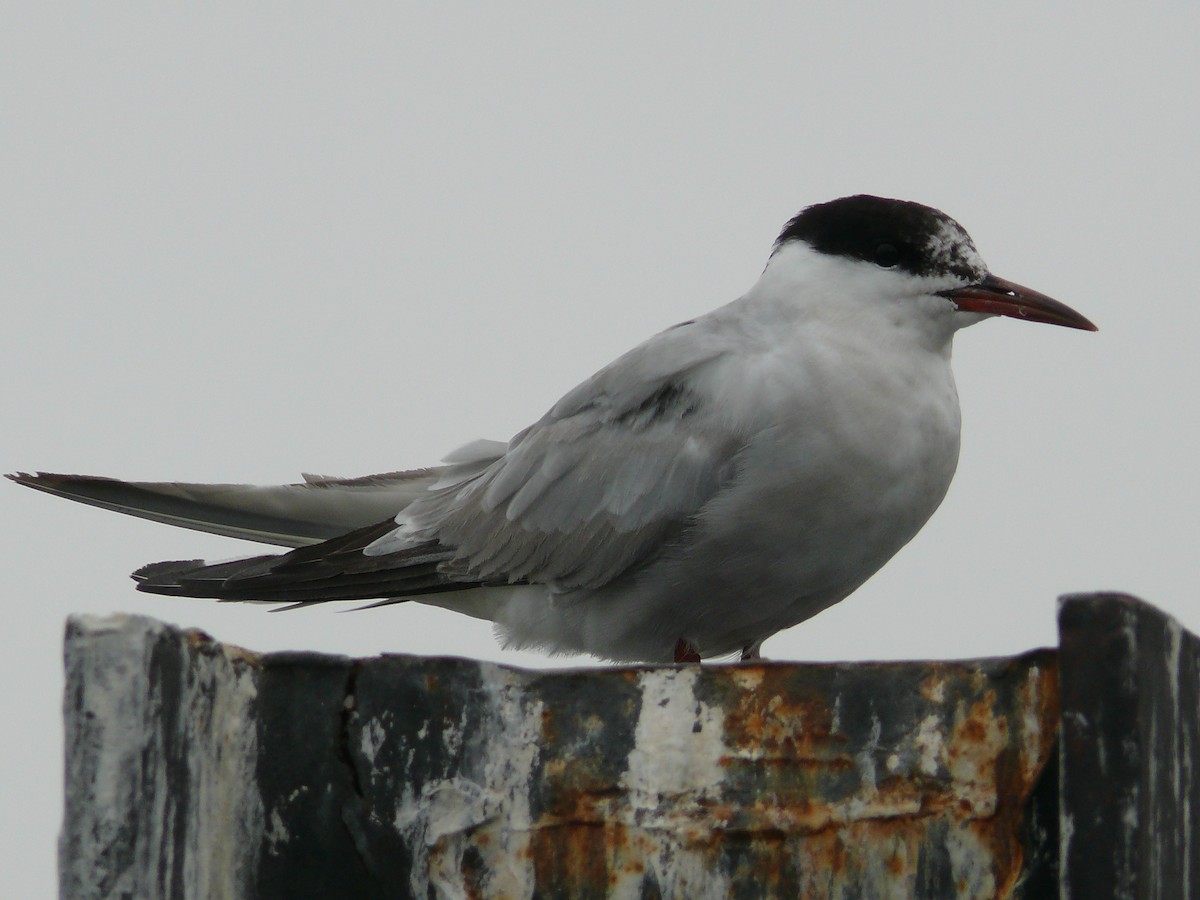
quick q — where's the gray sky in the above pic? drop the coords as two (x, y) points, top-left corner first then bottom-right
(4, 5), (1198, 892)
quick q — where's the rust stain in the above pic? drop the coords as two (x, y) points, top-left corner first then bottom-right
(417, 653), (1060, 896)
(719, 668), (839, 761)
(183, 627), (216, 648)
(184, 627), (261, 667)
(539, 704), (556, 744)
(529, 822), (614, 895)
(958, 715), (989, 744)
(920, 671), (948, 703)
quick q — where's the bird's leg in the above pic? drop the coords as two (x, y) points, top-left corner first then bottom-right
(673, 639), (702, 664)
(740, 641), (764, 662)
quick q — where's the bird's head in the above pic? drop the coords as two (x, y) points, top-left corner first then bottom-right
(770, 195), (1097, 335)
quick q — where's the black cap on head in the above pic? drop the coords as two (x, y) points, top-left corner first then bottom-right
(774, 195), (985, 281)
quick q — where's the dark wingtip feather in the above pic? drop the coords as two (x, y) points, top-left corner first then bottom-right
(132, 559), (209, 594)
(129, 524), (478, 603)
(7, 471), (70, 489)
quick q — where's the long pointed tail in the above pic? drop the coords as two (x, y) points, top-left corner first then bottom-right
(7, 469), (439, 547)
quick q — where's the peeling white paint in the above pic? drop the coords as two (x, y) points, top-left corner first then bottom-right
(1020, 666), (1046, 785)
(1059, 810), (1074, 900)
(832, 713), (888, 823)
(925, 675), (947, 704)
(621, 667), (726, 807)
(385, 665), (542, 900)
(913, 713), (945, 776)
(62, 614), (263, 899)
(1166, 619), (1183, 707)
(407, 779), (499, 844)
(184, 638), (262, 900)
(607, 668), (736, 898)
(264, 809), (290, 854)
(360, 715), (388, 768)
(946, 826), (998, 899)
(610, 859), (733, 900)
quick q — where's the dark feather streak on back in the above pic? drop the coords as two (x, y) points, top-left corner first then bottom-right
(612, 383), (701, 430)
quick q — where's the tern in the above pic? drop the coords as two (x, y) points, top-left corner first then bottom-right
(10, 196), (1096, 663)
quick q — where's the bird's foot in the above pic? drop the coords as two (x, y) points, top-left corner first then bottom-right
(673, 639), (702, 664)
(739, 641), (764, 661)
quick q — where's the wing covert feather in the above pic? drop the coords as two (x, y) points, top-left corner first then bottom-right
(404, 321), (748, 590)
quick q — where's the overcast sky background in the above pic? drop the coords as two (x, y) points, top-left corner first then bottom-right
(4, 5), (1198, 892)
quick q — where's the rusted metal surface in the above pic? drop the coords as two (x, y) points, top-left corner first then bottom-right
(347, 652), (1059, 898)
(59, 613), (1063, 897)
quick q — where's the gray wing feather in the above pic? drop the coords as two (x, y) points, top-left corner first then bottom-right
(404, 321), (746, 590)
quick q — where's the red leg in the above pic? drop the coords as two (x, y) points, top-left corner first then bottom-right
(673, 639), (701, 663)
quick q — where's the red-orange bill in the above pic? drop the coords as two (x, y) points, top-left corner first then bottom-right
(941, 274), (1097, 331)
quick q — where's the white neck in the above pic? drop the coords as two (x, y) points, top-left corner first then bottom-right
(750, 241), (978, 355)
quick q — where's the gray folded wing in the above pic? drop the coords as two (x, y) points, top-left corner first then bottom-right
(399, 319), (748, 591)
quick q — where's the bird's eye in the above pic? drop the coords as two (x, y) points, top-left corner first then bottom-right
(874, 243), (901, 268)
